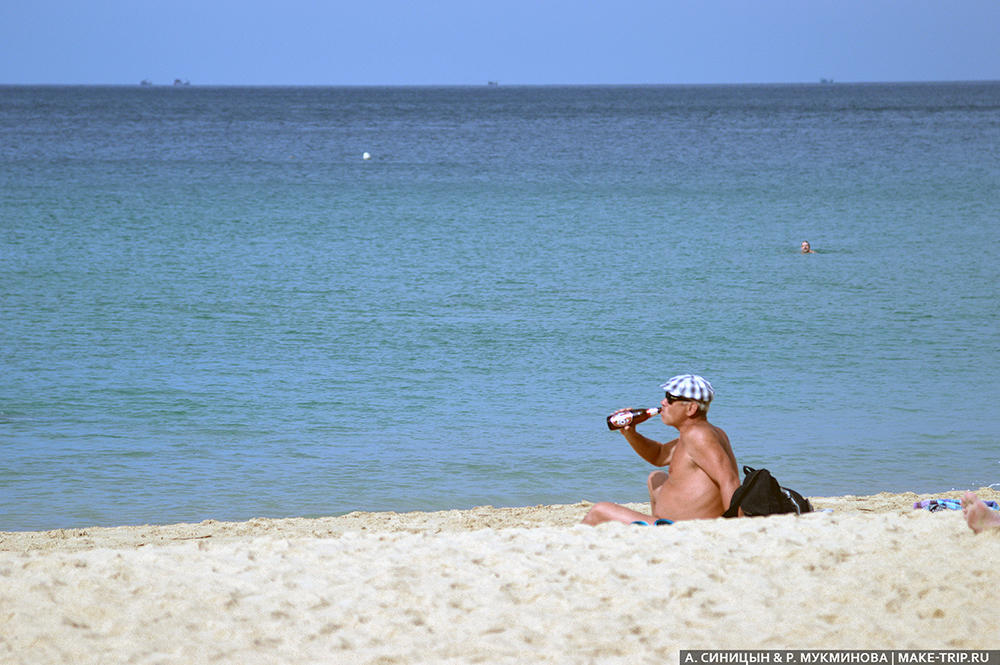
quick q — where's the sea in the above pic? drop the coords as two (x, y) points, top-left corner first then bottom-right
(2, 82), (998, 532)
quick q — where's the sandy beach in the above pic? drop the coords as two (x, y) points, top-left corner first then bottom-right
(3, 488), (999, 664)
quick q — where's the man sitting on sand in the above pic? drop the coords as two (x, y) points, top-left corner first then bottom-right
(962, 492), (1000, 534)
(583, 375), (741, 526)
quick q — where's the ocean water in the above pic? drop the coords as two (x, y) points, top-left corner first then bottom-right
(2, 82), (998, 532)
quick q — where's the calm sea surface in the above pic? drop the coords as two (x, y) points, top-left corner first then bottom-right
(2, 83), (999, 531)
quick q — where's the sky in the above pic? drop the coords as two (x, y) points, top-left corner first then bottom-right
(2, 1), (998, 86)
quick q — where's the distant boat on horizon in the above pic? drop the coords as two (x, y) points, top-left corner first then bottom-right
(173, 79), (191, 87)
(820, 78), (835, 84)
(487, 80), (499, 86)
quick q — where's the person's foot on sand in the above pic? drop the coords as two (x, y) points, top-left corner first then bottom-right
(961, 491), (1000, 534)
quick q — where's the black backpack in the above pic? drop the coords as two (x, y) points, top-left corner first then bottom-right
(723, 465), (813, 518)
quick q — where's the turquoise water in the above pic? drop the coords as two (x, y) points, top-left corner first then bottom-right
(2, 83), (999, 531)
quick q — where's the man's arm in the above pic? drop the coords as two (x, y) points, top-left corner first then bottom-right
(621, 427), (678, 467)
(685, 430), (741, 509)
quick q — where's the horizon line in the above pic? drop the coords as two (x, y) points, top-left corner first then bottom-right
(2, 78), (999, 88)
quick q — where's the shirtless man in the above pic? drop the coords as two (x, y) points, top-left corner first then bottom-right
(582, 374), (741, 525)
(801, 241), (816, 254)
(961, 491), (1000, 534)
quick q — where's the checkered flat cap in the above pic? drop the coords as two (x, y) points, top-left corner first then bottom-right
(660, 374), (714, 402)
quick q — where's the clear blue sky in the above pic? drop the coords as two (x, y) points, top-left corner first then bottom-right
(3, 0), (998, 85)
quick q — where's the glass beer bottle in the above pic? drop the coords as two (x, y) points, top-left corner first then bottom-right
(606, 407), (660, 430)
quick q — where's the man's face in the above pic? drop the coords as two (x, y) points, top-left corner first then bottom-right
(660, 394), (692, 424)
(801, 242), (811, 252)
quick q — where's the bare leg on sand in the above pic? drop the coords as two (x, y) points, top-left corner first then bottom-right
(581, 471), (673, 526)
(961, 491), (1000, 534)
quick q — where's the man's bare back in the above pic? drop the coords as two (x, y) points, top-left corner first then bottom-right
(583, 375), (741, 526)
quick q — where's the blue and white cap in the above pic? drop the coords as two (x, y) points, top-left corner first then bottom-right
(660, 374), (714, 403)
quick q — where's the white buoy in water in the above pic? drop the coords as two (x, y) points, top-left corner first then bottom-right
(362, 152), (371, 160)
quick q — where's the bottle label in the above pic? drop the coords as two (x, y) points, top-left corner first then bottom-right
(610, 412), (633, 427)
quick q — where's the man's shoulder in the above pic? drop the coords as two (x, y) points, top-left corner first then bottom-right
(686, 421), (728, 444)
(709, 423), (730, 444)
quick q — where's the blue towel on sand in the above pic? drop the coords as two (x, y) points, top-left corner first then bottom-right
(913, 498), (1000, 513)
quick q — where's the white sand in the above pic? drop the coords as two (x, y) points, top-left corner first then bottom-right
(2, 489), (999, 664)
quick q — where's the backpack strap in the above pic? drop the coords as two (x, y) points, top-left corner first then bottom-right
(722, 466), (757, 518)
(722, 493), (741, 518)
